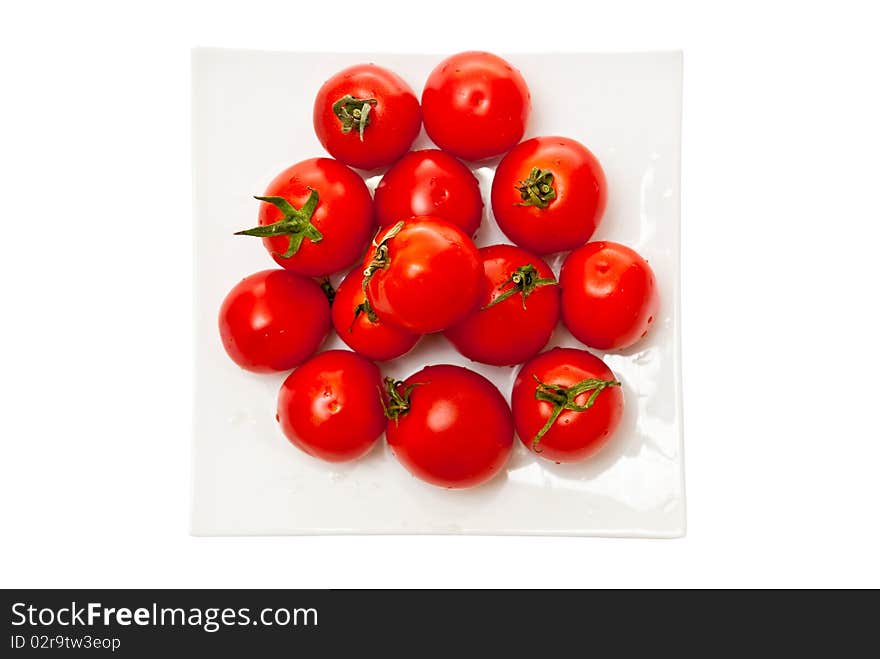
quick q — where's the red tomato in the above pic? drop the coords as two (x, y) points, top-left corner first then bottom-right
(512, 348), (623, 463)
(313, 64), (421, 170)
(421, 52), (530, 161)
(560, 241), (659, 351)
(236, 158), (374, 277)
(445, 244), (559, 366)
(277, 350), (385, 462)
(363, 216), (482, 334)
(374, 149), (483, 236)
(491, 136), (607, 254)
(383, 365), (513, 488)
(218, 269), (330, 373)
(331, 266), (420, 361)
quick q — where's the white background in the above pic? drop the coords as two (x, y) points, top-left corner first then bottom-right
(1, 0), (877, 588)
(192, 50), (685, 538)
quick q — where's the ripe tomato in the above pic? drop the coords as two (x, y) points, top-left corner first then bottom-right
(560, 241), (659, 351)
(421, 52), (530, 161)
(236, 158), (374, 277)
(277, 350), (385, 462)
(363, 216), (482, 334)
(374, 149), (483, 236)
(491, 136), (607, 255)
(383, 365), (513, 488)
(218, 269), (330, 373)
(512, 348), (623, 463)
(331, 266), (420, 361)
(313, 64), (421, 170)
(445, 244), (559, 366)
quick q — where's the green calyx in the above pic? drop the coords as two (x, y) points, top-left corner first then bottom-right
(352, 221), (405, 332)
(482, 264), (557, 311)
(319, 278), (336, 305)
(360, 220), (404, 291)
(235, 190), (322, 259)
(363, 221), (404, 282)
(379, 376), (423, 424)
(515, 168), (557, 209)
(349, 299), (378, 332)
(530, 374), (621, 452)
(332, 94), (378, 141)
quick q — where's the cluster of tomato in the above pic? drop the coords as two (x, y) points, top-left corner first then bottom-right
(218, 52), (659, 489)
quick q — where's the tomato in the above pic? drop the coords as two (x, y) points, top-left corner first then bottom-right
(374, 149), (483, 236)
(363, 216), (482, 334)
(383, 365), (513, 488)
(313, 64), (421, 170)
(331, 266), (420, 361)
(512, 348), (623, 463)
(236, 158), (374, 277)
(277, 350), (385, 462)
(421, 51), (530, 161)
(491, 136), (607, 255)
(444, 244), (559, 366)
(560, 241), (659, 351)
(218, 269), (330, 373)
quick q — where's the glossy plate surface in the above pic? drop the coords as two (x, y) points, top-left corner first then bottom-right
(192, 49), (684, 536)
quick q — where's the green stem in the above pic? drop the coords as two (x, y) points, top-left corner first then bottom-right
(349, 223), (405, 333)
(379, 376), (423, 425)
(319, 278), (335, 305)
(332, 94), (378, 141)
(482, 264), (557, 311)
(349, 299), (378, 332)
(530, 374), (621, 452)
(235, 190), (322, 259)
(515, 168), (557, 209)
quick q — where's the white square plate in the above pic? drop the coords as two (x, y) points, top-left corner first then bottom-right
(192, 49), (684, 537)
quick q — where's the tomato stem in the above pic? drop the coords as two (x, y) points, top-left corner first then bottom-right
(332, 94), (378, 141)
(359, 220), (404, 305)
(515, 168), (557, 209)
(319, 277), (336, 305)
(482, 264), (557, 311)
(530, 374), (620, 452)
(350, 299), (378, 332)
(235, 189), (322, 259)
(379, 376), (422, 424)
